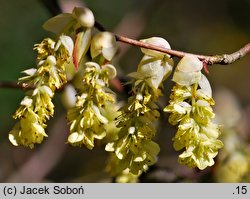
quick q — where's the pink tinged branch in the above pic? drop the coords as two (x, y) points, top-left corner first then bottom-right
(114, 34), (250, 66)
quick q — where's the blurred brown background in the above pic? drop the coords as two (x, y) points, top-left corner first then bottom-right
(0, 0), (249, 182)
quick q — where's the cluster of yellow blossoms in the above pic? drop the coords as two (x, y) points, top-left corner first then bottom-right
(9, 7), (118, 150)
(105, 38), (174, 178)
(9, 36), (73, 148)
(67, 62), (117, 149)
(164, 55), (223, 169)
(8, 6), (226, 181)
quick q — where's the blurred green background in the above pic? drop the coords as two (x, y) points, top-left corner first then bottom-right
(0, 0), (249, 182)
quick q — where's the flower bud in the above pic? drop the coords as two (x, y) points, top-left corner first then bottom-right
(20, 97), (33, 107)
(137, 55), (173, 92)
(90, 32), (117, 60)
(61, 84), (77, 109)
(177, 55), (203, 72)
(72, 7), (95, 28)
(128, 127), (136, 134)
(47, 55), (57, 66)
(140, 37), (171, 58)
(172, 55), (203, 86)
(102, 64), (117, 79)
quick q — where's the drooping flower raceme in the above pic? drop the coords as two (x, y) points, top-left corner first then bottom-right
(67, 31), (118, 149)
(67, 62), (117, 149)
(164, 55), (223, 169)
(105, 37), (174, 177)
(9, 36), (73, 148)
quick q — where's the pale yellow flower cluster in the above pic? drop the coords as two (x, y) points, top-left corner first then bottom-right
(8, 5), (228, 180)
(105, 84), (161, 175)
(66, 23), (118, 149)
(105, 37), (174, 179)
(9, 36), (73, 148)
(67, 62), (117, 149)
(164, 55), (223, 169)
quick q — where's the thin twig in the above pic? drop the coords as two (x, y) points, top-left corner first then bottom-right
(94, 21), (250, 66)
(114, 35), (250, 65)
(1, 20), (250, 90)
(0, 81), (28, 89)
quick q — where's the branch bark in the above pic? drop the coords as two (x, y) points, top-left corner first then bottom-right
(114, 34), (250, 65)
(0, 81), (28, 89)
(94, 21), (250, 65)
(1, 20), (250, 90)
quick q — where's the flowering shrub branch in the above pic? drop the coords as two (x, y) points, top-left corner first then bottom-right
(1, 24), (250, 90)
(2, 6), (250, 182)
(94, 22), (250, 66)
(115, 35), (250, 65)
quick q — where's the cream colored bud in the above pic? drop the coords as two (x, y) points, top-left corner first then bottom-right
(140, 37), (171, 58)
(128, 126), (136, 134)
(72, 7), (95, 28)
(81, 93), (88, 99)
(40, 85), (53, 97)
(85, 61), (101, 71)
(20, 97), (33, 107)
(172, 70), (201, 86)
(47, 55), (57, 65)
(136, 93), (143, 101)
(102, 64), (117, 79)
(177, 55), (203, 72)
(61, 84), (77, 108)
(137, 55), (173, 91)
(105, 142), (115, 152)
(90, 32), (117, 60)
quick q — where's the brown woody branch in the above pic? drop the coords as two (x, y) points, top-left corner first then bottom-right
(1, 22), (250, 90)
(115, 34), (250, 65)
(0, 81), (29, 89)
(94, 21), (250, 65)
